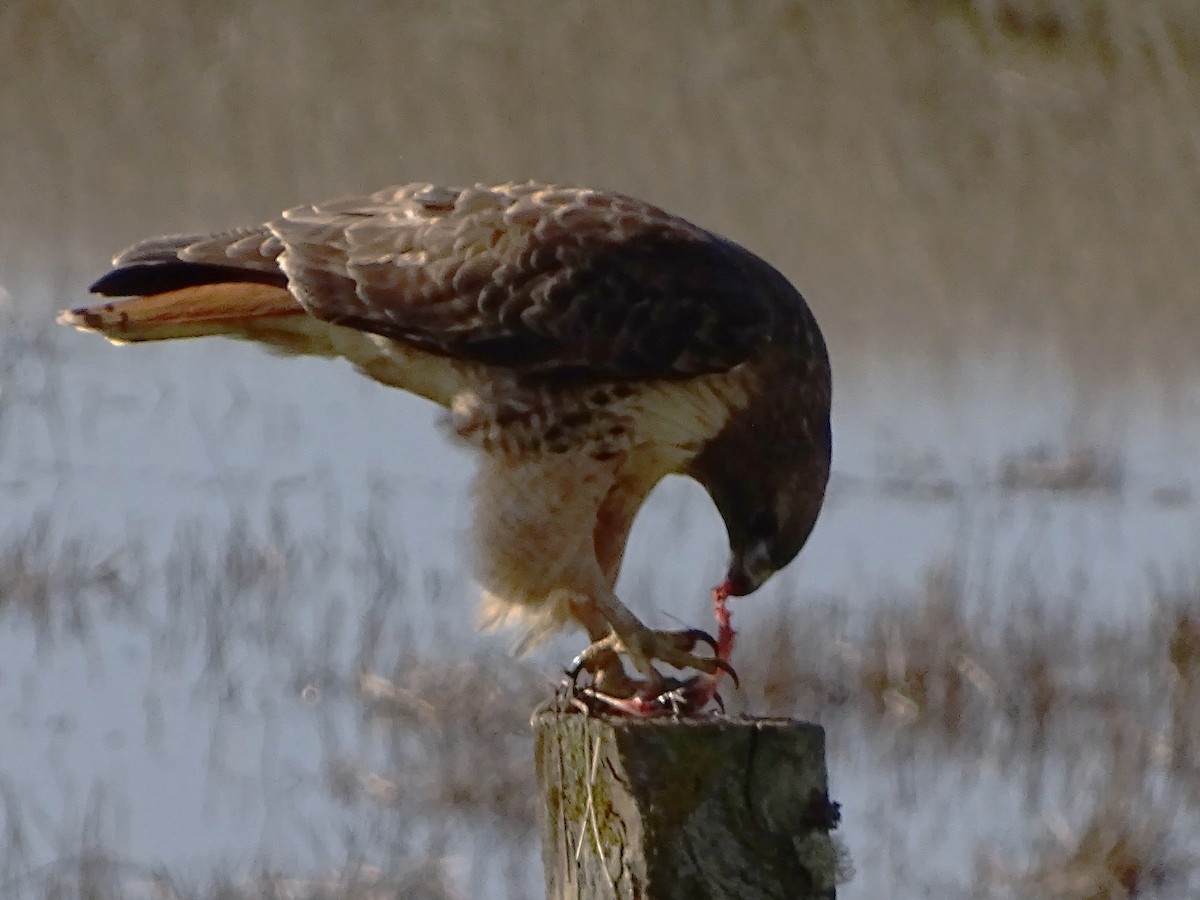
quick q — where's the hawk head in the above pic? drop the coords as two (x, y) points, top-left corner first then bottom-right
(689, 362), (831, 598)
(710, 455), (829, 596)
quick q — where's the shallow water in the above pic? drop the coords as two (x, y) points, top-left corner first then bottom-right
(2, 315), (1198, 896)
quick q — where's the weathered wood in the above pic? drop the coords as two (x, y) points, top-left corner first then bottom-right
(533, 709), (839, 899)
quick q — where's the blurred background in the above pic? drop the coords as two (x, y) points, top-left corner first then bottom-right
(2, 1), (1199, 897)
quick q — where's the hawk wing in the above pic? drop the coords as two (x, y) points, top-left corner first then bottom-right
(90, 182), (783, 382)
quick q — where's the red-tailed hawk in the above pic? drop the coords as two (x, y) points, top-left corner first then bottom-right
(59, 181), (831, 715)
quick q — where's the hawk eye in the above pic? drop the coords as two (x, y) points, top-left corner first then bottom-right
(747, 508), (777, 541)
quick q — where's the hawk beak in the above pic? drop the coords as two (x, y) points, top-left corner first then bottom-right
(726, 539), (775, 597)
(724, 567), (755, 597)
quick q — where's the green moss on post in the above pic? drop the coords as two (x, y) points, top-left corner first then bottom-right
(533, 709), (839, 899)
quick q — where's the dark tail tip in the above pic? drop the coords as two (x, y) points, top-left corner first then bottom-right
(90, 262), (288, 297)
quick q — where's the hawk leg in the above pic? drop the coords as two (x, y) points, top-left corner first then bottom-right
(567, 581), (738, 717)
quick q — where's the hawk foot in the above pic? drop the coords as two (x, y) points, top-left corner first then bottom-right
(567, 627), (737, 689)
(565, 597), (739, 718)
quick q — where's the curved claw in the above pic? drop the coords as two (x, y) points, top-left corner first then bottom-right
(711, 657), (740, 689)
(566, 632), (622, 684)
(678, 628), (720, 655)
(565, 652), (588, 682)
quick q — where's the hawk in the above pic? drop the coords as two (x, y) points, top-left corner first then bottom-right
(59, 181), (831, 715)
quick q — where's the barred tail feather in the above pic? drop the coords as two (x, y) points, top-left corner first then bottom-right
(57, 282), (305, 344)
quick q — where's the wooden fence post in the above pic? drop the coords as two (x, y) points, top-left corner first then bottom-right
(532, 709), (840, 899)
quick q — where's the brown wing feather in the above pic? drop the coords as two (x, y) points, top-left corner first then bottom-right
(271, 182), (784, 380)
(83, 181), (793, 381)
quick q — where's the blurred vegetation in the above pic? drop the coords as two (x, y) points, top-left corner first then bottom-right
(2, 1), (1199, 897)
(2, 507), (1197, 897)
(2, 0), (1199, 372)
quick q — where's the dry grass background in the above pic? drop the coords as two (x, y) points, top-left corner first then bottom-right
(2, 505), (1196, 897)
(2, 1), (1200, 897)
(2, 0), (1199, 370)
